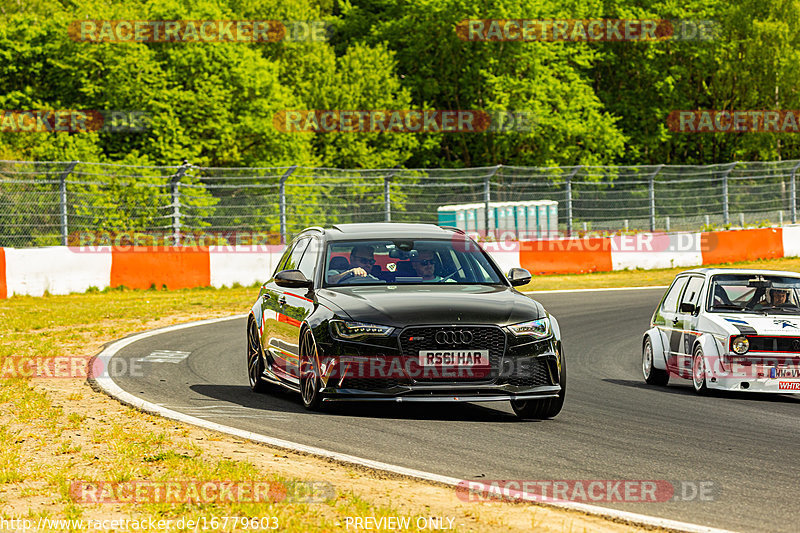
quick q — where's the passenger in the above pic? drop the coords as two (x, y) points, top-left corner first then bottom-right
(411, 249), (441, 281)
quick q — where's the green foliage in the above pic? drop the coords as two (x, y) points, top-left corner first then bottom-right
(4, 0), (800, 167)
(594, 0), (800, 164)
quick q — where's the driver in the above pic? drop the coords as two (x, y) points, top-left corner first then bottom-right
(755, 287), (792, 309)
(328, 245), (375, 283)
(769, 288), (791, 306)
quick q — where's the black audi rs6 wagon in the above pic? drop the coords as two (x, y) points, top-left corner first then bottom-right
(246, 223), (566, 419)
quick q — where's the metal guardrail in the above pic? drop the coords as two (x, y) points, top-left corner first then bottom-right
(0, 159), (798, 247)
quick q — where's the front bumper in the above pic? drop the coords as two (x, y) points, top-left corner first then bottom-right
(316, 351), (562, 402)
(315, 325), (562, 402)
(708, 376), (800, 393)
(319, 383), (562, 402)
(705, 354), (800, 393)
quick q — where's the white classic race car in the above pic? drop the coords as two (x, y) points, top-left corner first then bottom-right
(643, 268), (800, 394)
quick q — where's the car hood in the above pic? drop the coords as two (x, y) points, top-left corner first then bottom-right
(316, 284), (544, 327)
(708, 314), (800, 335)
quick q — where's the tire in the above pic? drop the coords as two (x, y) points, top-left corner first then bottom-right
(511, 351), (566, 419)
(247, 319), (269, 393)
(299, 328), (324, 410)
(642, 336), (670, 386)
(692, 345), (708, 394)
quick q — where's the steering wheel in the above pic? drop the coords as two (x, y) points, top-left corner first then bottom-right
(340, 271), (379, 283)
(441, 267), (464, 282)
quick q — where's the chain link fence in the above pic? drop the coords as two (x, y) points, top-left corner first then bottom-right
(1, 159), (798, 248)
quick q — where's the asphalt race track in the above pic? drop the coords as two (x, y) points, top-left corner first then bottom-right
(109, 288), (800, 533)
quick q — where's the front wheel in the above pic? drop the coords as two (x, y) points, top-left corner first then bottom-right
(299, 328), (324, 410)
(643, 336), (670, 386)
(511, 352), (566, 419)
(247, 320), (269, 393)
(692, 346), (708, 394)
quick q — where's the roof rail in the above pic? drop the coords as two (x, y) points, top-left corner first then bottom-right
(439, 226), (466, 234)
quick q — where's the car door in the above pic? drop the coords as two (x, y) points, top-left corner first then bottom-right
(673, 275), (706, 377)
(272, 237), (321, 382)
(260, 237), (309, 382)
(656, 275), (689, 373)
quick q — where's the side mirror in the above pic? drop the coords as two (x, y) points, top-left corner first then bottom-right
(507, 268), (532, 287)
(275, 269), (313, 289)
(679, 302), (696, 314)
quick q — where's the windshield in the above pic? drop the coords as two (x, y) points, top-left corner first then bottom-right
(707, 274), (800, 314)
(323, 238), (504, 287)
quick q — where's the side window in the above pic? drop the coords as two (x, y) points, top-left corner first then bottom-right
(273, 238), (309, 276)
(297, 238), (320, 281)
(273, 243), (296, 277)
(662, 276), (689, 312)
(681, 276), (705, 308)
(284, 238), (310, 271)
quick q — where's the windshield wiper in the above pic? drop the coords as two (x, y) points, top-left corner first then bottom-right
(711, 304), (747, 311)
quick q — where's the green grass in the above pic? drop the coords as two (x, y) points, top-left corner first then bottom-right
(0, 286), (460, 532)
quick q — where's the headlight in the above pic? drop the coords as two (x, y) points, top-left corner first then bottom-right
(330, 320), (394, 340)
(507, 317), (551, 338)
(731, 336), (749, 355)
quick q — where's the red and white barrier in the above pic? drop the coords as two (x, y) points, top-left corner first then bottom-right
(0, 227), (798, 299)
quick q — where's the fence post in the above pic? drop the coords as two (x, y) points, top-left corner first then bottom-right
(649, 165), (663, 232)
(171, 161), (189, 246)
(791, 161), (800, 224)
(279, 165), (298, 245)
(484, 165), (501, 237)
(59, 161), (78, 246)
(384, 169), (396, 222)
(722, 162), (737, 225)
(566, 166), (580, 237)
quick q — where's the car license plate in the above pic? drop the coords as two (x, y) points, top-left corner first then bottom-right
(418, 350), (490, 367)
(772, 367), (800, 378)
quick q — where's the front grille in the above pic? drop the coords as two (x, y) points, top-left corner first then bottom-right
(745, 336), (800, 353)
(398, 326), (505, 382)
(506, 358), (552, 387)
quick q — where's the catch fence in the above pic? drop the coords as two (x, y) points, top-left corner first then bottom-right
(0, 159), (797, 247)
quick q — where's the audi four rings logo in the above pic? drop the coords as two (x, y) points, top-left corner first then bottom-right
(435, 330), (473, 344)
